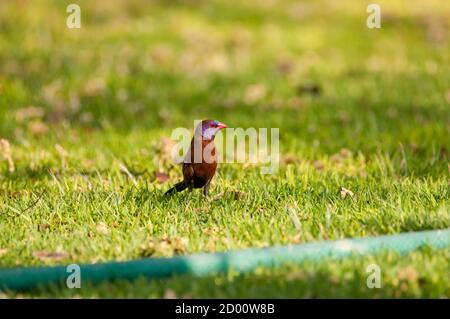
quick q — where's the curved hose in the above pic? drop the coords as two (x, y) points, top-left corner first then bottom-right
(1, 228), (449, 291)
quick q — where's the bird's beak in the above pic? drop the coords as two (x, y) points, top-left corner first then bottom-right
(217, 122), (227, 129)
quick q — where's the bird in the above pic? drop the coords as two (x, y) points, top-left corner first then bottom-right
(165, 119), (227, 197)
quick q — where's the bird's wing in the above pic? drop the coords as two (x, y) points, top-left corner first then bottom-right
(182, 162), (194, 183)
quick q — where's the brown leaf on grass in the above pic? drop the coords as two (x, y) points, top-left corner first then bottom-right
(28, 120), (49, 136)
(0, 139), (15, 172)
(281, 153), (300, 165)
(32, 250), (69, 262)
(204, 53), (229, 73)
(163, 289), (177, 299)
(286, 271), (305, 281)
(0, 249), (8, 257)
(397, 266), (419, 282)
(291, 232), (302, 244)
(421, 14), (447, 45)
(276, 58), (294, 75)
(202, 226), (221, 236)
(287, 96), (304, 109)
(244, 84), (266, 104)
(83, 77), (106, 97)
(95, 222), (110, 234)
(155, 172), (169, 184)
(340, 187), (354, 199)
(139, 237), (189, 257)
(313, 160), (325, 171)
(150, 45), (175, 65)
(14, 106), (45, 123)
(330, 148), (353, 164)
(38, 223), (50, 232)
(173, 237), (189, 254)
(110, 221), (119, 228)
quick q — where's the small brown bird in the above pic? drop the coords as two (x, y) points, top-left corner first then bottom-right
(165, 120), (227, 197)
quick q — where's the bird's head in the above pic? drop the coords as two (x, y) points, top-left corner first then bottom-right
(195, 119), (227, 140)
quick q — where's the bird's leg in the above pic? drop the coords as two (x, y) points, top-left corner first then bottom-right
(185, 180), (194, 204)
(203, 181), (210, 198)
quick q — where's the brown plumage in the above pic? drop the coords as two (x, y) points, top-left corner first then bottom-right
(165, 120), (227, 197)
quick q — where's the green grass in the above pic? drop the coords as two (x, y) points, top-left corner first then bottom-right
(0, 0), (449, 298)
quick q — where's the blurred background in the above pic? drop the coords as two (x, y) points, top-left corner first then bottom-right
(0, 0), (448, 158)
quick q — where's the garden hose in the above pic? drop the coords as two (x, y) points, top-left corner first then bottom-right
(0, 228), (449, 292)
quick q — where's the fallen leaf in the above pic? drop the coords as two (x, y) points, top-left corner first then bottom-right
(32, 250), (69, 262)
(173, 237), (189, 254)
(421, 14), (446, 45)
(204, 53), (229, 73)
(202, 226), (221, 236)
(397, 266), (419, 282)
(139, 237), (189, 257)
(244, 84), (266, 104)
(15, 106), (45, 123)
(313, 160), (325, 171)
(291, 232), (302, 244)
(95, 222), (110, 234)
(340, 187), (355, 199)
(330, 148), (353, 163)
(38, 223), (50, 232)
(286, 271), (305, 281)
(28, 120), (49, 136)
(83, 77), (106, 97)
(276, 58), (294, 74)
(155, 172), (169, 184)
(163, 289), (177, 299)
(282, 154), (300, 165)
(287, 96), (304, 109)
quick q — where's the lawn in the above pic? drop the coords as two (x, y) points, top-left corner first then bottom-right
(0, 0), (449, 298)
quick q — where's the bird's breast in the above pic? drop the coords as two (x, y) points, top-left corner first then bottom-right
(183, 138), (218, 187)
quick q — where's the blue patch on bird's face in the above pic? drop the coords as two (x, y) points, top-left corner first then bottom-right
(201, 121), (218, 140)
(195, 120), (225, 140)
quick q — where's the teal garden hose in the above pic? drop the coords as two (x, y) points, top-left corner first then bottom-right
(0, 228), (449, 291)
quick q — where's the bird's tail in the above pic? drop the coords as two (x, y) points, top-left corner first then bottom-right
(164, 181), (187, 196)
